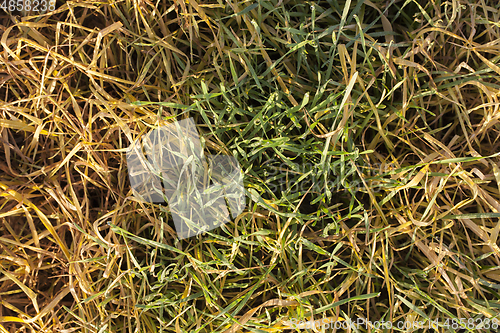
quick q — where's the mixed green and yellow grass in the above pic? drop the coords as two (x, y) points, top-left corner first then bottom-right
(1, 0), (500, 331)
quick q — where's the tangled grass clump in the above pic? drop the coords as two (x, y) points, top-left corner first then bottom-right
(1, 0), (500, 332)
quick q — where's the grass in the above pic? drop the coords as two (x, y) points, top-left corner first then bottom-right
(1, 0), (500, 332)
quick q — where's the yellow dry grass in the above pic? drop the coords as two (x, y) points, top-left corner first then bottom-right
(1, 0), (500, 332)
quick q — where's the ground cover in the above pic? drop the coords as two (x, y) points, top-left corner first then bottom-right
(1, 0), (500, 332)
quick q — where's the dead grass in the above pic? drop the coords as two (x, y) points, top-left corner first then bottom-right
(1, 0), (500, 332)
